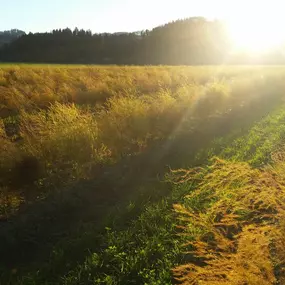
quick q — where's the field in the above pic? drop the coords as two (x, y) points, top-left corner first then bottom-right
(1, 65), (285, 284)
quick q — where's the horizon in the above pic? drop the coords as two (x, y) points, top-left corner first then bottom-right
(2, 0), (282, 34)
(0, 17), (219, 35)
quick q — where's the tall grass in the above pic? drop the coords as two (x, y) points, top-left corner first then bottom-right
(2, 65), (285, 284)
(33, 104), (285, 285)
(0, 120), (18, 183)
(0, 65), (285, 213)
(173, 156), (285, 284)
(19, 103), (110, 183)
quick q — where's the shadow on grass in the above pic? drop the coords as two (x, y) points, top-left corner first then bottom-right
(0, 98), (281, 284)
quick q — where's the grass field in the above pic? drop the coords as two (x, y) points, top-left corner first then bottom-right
(1, 65), (285, 284)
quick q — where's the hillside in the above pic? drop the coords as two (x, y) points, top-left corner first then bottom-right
(1, 65), (285, 284)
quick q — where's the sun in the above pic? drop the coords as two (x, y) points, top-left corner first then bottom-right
(225, 5), (285, 53)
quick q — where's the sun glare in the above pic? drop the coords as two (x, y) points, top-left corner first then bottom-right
(226, 6), (285, 53)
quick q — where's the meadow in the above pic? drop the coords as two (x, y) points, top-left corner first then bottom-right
(1, 65), (285, 284)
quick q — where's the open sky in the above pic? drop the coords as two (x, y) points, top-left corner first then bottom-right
(0, 0), (283, 33)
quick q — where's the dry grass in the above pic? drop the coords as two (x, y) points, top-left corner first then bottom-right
(2, 65), (285, 284)
(1, 65), (285, 218)
(173, 157), (285, 284)
(20, 103), (110, 181)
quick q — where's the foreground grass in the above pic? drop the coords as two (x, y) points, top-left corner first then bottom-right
(173, 157), (285, 284)
(1, 65), (285, 284)
(3, 103), (285, 285)
(60, 105), (285, 285)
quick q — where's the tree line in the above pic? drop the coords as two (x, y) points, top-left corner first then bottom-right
(0, 18), (284, 64)
(0, 29), (25, 48)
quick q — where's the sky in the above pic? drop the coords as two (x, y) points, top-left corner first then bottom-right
(0, 0), (283, 34)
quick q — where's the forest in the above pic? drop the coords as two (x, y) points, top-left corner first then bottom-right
(1, 17), (285, 64)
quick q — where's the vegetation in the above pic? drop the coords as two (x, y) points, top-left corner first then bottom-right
(173, 157), (285, 284)
(1, 65), (285, 284)
(0, 29), (25, 48)
(1, 18), (285, 64)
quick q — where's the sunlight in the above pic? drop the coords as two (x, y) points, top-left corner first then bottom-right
(229, 20), (285, 53)
(226, 5), (285, 53)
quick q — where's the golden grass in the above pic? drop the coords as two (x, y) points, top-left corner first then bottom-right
(173, 157), (285, 284)
(20, 103), (110, 180)
(0, 65), (215, 116)
(1, 65), (285, 218)
(0, 120), (18, 179)
(2, 65), (285, 283)
(0, 65), (283, 117)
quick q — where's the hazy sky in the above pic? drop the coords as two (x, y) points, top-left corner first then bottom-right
(0, 0), (282, 33)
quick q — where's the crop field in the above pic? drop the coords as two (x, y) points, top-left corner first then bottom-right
(1, 65), (285, 284)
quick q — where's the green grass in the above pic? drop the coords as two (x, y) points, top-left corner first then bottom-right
(195, 106), (285, 167)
